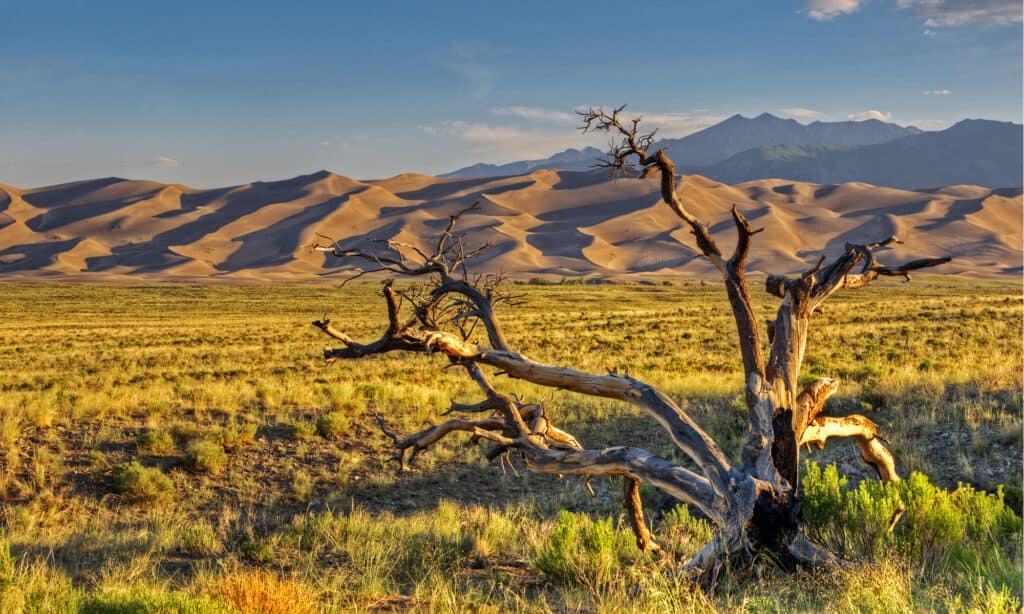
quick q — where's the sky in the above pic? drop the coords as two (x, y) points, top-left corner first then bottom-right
(0, 0), (1020, 188)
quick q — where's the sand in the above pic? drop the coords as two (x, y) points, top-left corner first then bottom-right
(0, 169), (1019, 281)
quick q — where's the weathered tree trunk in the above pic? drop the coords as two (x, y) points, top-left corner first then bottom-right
(310, 105), (950, 582)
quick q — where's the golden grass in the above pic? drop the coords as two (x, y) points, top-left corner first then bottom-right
(212, 568), (316, 614)
(0, 279), (1019, 611)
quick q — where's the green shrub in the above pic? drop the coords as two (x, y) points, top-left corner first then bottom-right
(135, 428), (175, 455)
(532, 511), (637, 587)
(111, 461), (174, 503)
(316, 412), (350, 439)
(183, 439), (228, 475)
(661, 503), (714, 551)
(221, 422), (257, 451)
(289, 421), (316, 440)
(802, 462), (1022, 594)
(80, 587), (235, 614)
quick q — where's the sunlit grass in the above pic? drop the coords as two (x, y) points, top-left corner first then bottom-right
(0, 279), (1019, 611)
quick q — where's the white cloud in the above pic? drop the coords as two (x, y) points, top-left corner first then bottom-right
(152, 155), (180, 168)
(922, 89), (952, 95)
(896, 0), (1022, 26)
(419, 121), (594, 160)
(906, 118), (951, 130)
(804, 0), (862, 20)
(486, 106), (723, 138)
(848, 109), (893, 121)
(626, 112), (726, 137)
(779, 107), (824, 119)
(492, 106), (576, 123)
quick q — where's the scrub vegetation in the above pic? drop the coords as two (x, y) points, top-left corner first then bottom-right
(0, 280), (1019, 612)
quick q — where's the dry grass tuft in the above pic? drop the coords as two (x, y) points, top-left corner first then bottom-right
(212, 568), (317, 614)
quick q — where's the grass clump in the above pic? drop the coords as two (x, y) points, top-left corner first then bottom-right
(111, 461), (174, 503)
(135, 428), (176, 455)
(212, 568), (315, 614)
(80, 587), (235, 614)
(183, 439), (228, 475)
(316, 411), (350, 439)
(532, 510), (638, 587)
(289, 421), (316, 440)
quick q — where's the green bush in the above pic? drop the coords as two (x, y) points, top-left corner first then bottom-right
(135, 428), (175, 455)
(532, 511), (637, 587)
(661, 503), (714, 550)
(802, 462), (1022, 594)
(111, 461), (174, 503)
(289, 421), (316, 440)
(316, 411), (350, 439)
(220, 422), (258, 451)
(80, 588), (235, 614)
(183, 439), (228, 475)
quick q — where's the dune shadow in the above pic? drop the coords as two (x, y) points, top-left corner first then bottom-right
(395, 176), (527, 201)
(219, 195), (353, 271)
(378, 181), (534, 218)
(87, 181), (345, 274)
(550, 169), (612, 191)
(0, 238), (82, 272)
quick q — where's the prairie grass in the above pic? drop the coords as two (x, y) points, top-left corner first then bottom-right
(0, 279), (1019, 611)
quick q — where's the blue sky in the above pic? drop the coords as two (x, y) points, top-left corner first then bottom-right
(1, 0), (1020, 187)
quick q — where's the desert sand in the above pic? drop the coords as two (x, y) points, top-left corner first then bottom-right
(0, 169), (1020, 281)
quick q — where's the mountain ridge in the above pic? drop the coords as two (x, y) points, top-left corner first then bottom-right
(442, 112), (924, 178)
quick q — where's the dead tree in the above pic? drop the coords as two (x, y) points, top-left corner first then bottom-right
(309, 105), (950, 581)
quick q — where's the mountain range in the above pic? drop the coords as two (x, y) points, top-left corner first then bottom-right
(1, 169), (1019, 280)
(443, 114), (1022, 190)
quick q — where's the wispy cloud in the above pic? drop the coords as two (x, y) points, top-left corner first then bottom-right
(492, 106), (576, 123)
(441, 45), (494, 100)
(626, 112), (726, 137)
(419, 121), (593, 160)
(906, 118), (951, 130)
(896, 0), (1022, 26)
(848, 110), (893, 121)
(152, 155), (180, 168)
(804, 0), (1021, 25)
(779, 107), (824, 119)
(480, 106), (723, 144)
(922, 89), (952, 95)
(804, 0), (862, 21)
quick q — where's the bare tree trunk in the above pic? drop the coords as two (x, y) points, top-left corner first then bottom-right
(310, 106), (950, 582)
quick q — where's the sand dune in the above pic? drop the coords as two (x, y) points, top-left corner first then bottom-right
(0, 170), (1019, 280)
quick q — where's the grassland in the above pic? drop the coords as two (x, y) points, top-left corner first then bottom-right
(0, 279), (1020, 612)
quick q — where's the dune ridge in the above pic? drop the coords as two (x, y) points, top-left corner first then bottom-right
(0, 170), (1020, 280)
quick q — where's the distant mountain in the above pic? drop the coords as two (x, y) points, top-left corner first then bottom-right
(441, 147), (605, 178)
(441, 113), (921, 178)
(664, 113), (922, 167)
(698, 119), (1023, 189)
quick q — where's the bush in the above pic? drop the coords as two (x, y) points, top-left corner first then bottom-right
(80, 588), (234, 614)
(532, 511), (637, 587)
(802, 462), (1022, 593)
(111, 461), (174, 503)
(135, 428), (175, 455)
(289, 421), (316, 440)
(316, 411), (350, 439)
(220, 422), (258, 451)
(184, 439), (228, 475)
